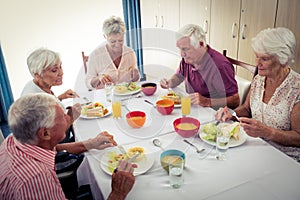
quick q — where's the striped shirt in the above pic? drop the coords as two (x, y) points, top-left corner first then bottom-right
(0, 135), (66, 200)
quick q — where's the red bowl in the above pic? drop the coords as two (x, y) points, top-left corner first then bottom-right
(141, 82), (157, 96)
(156, 99), (174, 115)
(173, 117), (200, 138)
(126, 111), (146, 128)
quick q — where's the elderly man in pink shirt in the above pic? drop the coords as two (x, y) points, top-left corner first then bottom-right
(161, 24), (239, 109)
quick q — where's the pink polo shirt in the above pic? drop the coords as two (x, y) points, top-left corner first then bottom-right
(177, 45), (238, 98)
(0, 135), (66, 200)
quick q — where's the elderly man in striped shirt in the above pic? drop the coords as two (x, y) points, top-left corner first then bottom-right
(0, 93), (135, 199)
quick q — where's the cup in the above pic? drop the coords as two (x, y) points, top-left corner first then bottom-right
(105, 82), (114, 102)
(216, 123), (230, 160)
(112, 101), (122, 118)
(181, 96), (191, 116)
(169, 156), (184, 189)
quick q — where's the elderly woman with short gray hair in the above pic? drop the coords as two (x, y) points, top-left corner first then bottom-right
(21, 48), (117, 154)
(216, 27), (300, 162)
(86, 16), (140, 89)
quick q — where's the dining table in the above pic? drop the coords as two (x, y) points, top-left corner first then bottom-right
(66, 81), (300, 200)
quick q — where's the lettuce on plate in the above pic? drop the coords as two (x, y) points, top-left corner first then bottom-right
(202, 123), (217, 142)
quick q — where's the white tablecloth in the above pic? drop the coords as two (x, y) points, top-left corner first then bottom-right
(71, 84), (300, 200)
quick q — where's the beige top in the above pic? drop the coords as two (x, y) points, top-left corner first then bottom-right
(250, 69), (300, 130)
(85, 44), (140, 89)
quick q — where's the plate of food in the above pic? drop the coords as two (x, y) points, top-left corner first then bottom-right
(161, 91), (181, 108)
(114, 82), (141, 96)
(80, 102), (111, 119)
(199, 122), (247, 147)
(100, 146), (154, 176)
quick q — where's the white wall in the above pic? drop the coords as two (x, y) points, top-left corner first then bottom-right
(0, 0), (123, 98)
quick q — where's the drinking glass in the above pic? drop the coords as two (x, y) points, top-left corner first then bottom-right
(105, 82), (114, 102)
(181, 96), (191, 116)
(111, 91), (122, 119)
(112, 101), (122, 118)
(169, 156), (184, 189)
(216, 123), (230, 160)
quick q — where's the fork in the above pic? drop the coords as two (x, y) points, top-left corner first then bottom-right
(232, 112), (240, 122)
(183, 139), (205, 153)
(118, 146), (139, 162)
(215, 112), (224, 126)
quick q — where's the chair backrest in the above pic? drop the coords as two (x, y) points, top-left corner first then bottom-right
(223, 50), (257, 74)
(81, 51), (89, 74)
(223, 50), (257, 104)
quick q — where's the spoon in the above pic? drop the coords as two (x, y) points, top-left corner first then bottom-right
(153, 139), (164, 151)
(83, 97), (89, 101)
(144, 100), (156, 108)
(183, 139), (205, 153)
(124, 104), (131, 112)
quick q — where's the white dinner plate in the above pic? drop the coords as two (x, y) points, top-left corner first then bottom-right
(114, 88), (141, 96)
(80, 103), (112, 119)
(114, 83), (141, 96)
(100, 147), (155, 176)
(159, 90), (183, 108)
(199, 122), (247, 147)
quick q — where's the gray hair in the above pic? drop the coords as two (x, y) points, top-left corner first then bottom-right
(252, 27), (296, 65)
(27, 48), (61, 77)
(8, 93), (57, 144)
(102, 16), (126, 36)
(176, 24), (207, 48)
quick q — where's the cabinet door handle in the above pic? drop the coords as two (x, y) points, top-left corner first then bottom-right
(155, 15), (158, 28)
(231, 23), (236, 38)
(203, 20), (208, 34)
(241, 24), (247, 39)
(161, 16), (164, 28)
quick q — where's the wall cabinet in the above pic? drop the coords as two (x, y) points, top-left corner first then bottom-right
(141, 0), (300, 80)
(179, 0), (211, 43)
(275, 0), (300, 73)
(141, 0), (180, 31)
(140, 0), (181, 72)
(210, 0), (277, 80)
(140, 0), (212, 72)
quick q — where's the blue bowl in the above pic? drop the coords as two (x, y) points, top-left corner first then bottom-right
(160, 149), (186, 172)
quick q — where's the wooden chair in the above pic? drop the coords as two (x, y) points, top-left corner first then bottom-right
(223, 50), (257, 104)
(81, 51), (89, 74)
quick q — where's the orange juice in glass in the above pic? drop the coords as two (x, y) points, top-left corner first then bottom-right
(112, 101), (122, 118)
(181, 96), (191, 116)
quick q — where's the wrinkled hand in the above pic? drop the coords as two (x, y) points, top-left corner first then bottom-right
(67, 103), (82, 121)
(59, 89), (79, 100)
(215, 107), (231, 122)
(99, 74), (113, 86)
(189, 93), (211, 106)
(100, 131), (118, 146)
(239, 117), (269, 138)
(160, 78), (169, 89)
(111, 160), (135, 199)
(83, 131), (117, 150)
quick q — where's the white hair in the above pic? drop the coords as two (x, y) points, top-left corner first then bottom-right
(8, 93), (57, 144)
(27, 48), (61, 77)
(252, 27), (296, 65)
(176, 24), (207, 48)
(102, 16), (126, 36)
